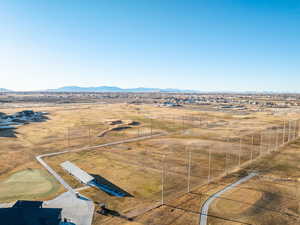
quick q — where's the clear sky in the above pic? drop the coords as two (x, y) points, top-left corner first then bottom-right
(1, 0), (299, 92)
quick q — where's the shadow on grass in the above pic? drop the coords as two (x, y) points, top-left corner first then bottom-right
(90, 174), (133, 197)
(96, 207), (133, 221)
(0, 127), (18, 138)
(0, 112), (49, 138)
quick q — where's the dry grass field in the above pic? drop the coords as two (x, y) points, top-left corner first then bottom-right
(127, 139), (300, 225)
(0, 102), (300, 225)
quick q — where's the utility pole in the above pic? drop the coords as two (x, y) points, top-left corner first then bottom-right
(187, 147), (192, 193)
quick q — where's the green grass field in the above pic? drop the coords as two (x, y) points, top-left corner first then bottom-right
(0, 169), (61, 202)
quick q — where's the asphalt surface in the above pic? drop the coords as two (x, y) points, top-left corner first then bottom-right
(43, 191), (94, 225)
(199, 172), (258, 225)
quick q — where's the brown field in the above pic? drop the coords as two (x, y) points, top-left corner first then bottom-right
(0, 102), (300, 225)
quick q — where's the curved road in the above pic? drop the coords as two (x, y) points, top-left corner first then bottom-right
(199, 172), (258, 225)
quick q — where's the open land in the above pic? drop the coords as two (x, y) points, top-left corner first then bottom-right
(0, 92), (300, 225)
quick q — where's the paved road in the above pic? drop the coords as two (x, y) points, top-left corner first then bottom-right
(199, 173), (258, 225)
(35, 133), (163, 225)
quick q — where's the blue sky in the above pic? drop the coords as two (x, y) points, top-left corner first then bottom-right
(1, 0), (299, 92)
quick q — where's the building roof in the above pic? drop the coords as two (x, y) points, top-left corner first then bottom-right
(0, 206), (62, 225)
(60, 161), (94, 184)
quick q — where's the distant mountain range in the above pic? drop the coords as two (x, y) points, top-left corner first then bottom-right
(45, 86), (199, 93)
(0, 88), (12, 92)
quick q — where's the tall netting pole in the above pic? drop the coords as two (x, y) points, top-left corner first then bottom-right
(288, 120), (291, 143)
(208, 146), (211, 183)
(297, 180), (300, 214)
(88, 127), (91, 146)
(276, 127), (280, 151)
(294, 120), (297, 140)
(260, 132), (263, 156)
(150, 118), (153, 136)
(187, 146), (192, 193)
(225, 137), (229, 175)
(161, 154), (166, 206)
(68, 127), (70, 148)
(297, 119), (300, 137)
(239, 138), (242, 167)
(268, 129), (272, 153)
(251, 135), (254, 161)
(283, 120), (286, 145)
